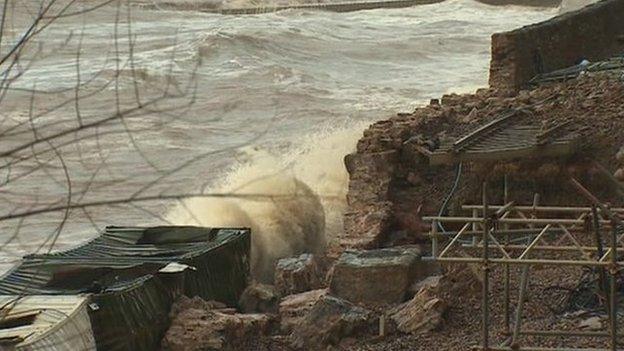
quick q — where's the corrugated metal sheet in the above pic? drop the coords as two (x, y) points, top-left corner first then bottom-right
(0, 226), (251, 351)
(0, 226), (250, 297)
(0, 295), (96, 351)
(88, 275), (172, 351)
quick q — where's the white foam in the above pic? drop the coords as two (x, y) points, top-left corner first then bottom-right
(167, 125), (366, 282)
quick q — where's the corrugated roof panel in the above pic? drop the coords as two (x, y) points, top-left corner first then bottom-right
(0, 295), (96, 351)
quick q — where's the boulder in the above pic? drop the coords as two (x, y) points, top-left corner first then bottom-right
(161, 296), (273, 351)
(389, 264), (480, 336)
(390, 276), (447, 334)
(274, 254), (321, 295)
(278, 289), (326, 334)
(616, 145), (624, 162)
(328, 246), (425, 306)
(290, 295), (371, 349)
(239, 283), (280, 314)
(614, 168), (624, 181)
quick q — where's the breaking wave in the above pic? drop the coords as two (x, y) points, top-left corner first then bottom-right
(168, 125), (366, 282)
(559, 0), (599, 13)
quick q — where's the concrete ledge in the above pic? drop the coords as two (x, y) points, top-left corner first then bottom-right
(489, 0), (624, 92)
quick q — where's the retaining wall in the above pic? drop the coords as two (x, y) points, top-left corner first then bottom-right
(489, 0), (624, 92)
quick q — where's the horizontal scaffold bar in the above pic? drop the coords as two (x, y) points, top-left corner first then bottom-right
(473, 347), (613, 351)
(462, 204), (624, 213)
(435, 257), (624, 267)
(423, 216), (611, 225)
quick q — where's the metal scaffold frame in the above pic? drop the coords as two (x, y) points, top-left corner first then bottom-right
(423, 178), (623, 351)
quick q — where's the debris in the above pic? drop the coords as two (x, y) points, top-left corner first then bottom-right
(239, 283), (280, 314)
(279, 289), (327, 334)
(578, 316), (602, 331)
(329, 246), (425, 306)
(274, 254), (322, 295)
(162, 296), (274, 351)
(279, 289), (326, 334)
(462, 107), (479, 123)
(390, 276), (447, 334)
(290, 295), (372, 349)
(159, 262), (196, 273)
(408, 275), (443, 297)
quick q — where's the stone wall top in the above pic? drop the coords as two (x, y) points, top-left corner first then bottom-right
(489, 0), (624, 92)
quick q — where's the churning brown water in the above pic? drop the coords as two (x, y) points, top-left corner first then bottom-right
(0, 0), (557, 276)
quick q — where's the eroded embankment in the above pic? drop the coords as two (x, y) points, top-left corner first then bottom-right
(342, 69), (624, 251)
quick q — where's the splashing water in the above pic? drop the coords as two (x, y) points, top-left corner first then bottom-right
(167, 126), (365, 281)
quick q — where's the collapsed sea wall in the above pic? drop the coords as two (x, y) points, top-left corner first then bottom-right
(489, 0), (624, 92)
(343, 0), (624, 251)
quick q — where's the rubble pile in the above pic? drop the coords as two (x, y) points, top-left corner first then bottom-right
(278, 289), (326, 334)
(161, 296), (275, 351)
(290, 295), (372, 349)
(162, 70), (624, 351)
(343, 71), (624, 252)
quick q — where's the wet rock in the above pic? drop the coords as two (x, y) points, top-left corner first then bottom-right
(342, 204), (394, 249)
(614, 168), (624, 181)
(329, 246), (425, 306)
(239, 283), (280, 314)
(161, 296), (274, 351)
(390, 276), (447, 334)
(278, 289), (326, 334)
(617, 146), (624, 162)
(290, 295), (372, 349)
(274, 254), (321, 296)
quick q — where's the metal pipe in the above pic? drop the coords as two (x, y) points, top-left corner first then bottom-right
(473, 208), (479, 246)
(569, 177), (623, 227)
(519, 225), (551, 260)
(425, 228), (566, 237)
(482, 182), (490, 351)
(503, 175), (510, 335)
(592, 205), (610, 318)
(609, 222), (618, 351)
(462, 205), (624, 214)
(438, 223), (471, 258)
(474, 347), (613, 351)
(432, 220), (438, 258)
(512, 266), (530, 346)
(422, 216), (609, 225)
(468, 244), (624, 253)
(514, 330), (611, 338)
(435, 257), (623, 267)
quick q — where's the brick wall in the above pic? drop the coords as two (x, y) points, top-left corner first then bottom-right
(489, 0), (624, 92)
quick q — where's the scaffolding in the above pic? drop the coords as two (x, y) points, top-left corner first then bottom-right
(423, 178), (623, 351)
